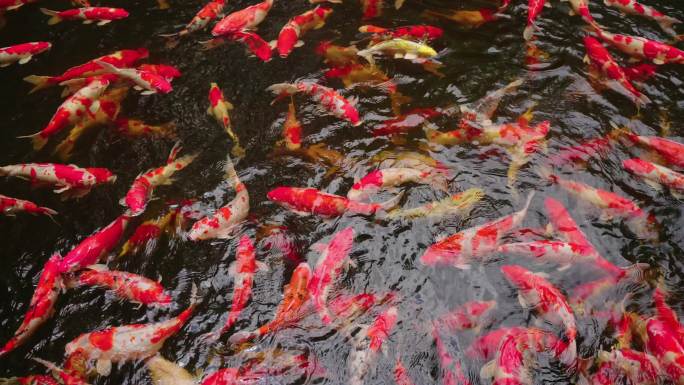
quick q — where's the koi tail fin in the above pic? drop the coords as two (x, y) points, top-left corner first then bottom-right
(23, 75), (54, 93)
(166, 141), (182, 163)
(40, 8), (62, 25)
(17, 132), (47, 151)
(358, 24), (387, 34)
(224, 153), (239, 186)
(266, 83), (299, 103)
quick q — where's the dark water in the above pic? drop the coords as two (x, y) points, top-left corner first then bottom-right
(2, 0), (684, 383)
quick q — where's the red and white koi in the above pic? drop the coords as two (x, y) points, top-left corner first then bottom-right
(211, 0), (273, 37)
(40, 7), (128, 25)
(371, 107), (441, 137)
(0, 194), (57, 217)
(619, 129), (684, 170)
(229, 262), (310, 344)
(137, 64), (182, 82)
(347, 167), (448, 201)
(604, 0), (681, 36)
(654, 287), (684, 347)
(188, 156), (249, 240)
(0, 375), (59, 385)
(583, 36), (650, 106)
(267, 81), (362, 126)
(432, 326), (471, 385)
(20, 78), (111, 150)
(64, 286), (197, 375)
(0, 162), (116, 197)
(68, 265), (172, 307)
(641, 318), (684, 384)
(387, 188), (484, 220)
(207, 82), (244, 156)
(308, 227), (355, 324)
(96, 60), (172, 95)
(276, 6), (333, 58)
(119, 208), (180, 257)
(592, 26), (684, 65)
(267, 186), (398, 217)
(524, 0), (547, 40)
(466, 326), (526, 361)
(435, 300), (496, 333)
(359, 24), (443, 42)
(348, 306), (399, 385)
(624, 157), (684, 198)
(547, 133), (615, 168)
(163, 0), (225, 37)
(280, 99), (302, 150)
(420, 192), (534, 269)
(59, 214), (130, 273)
(501, 265), (577, 366)
(0, 42), (51, 67)
(207, 235), (267, 338)
(0, 254), (63, 357)
(596, 348), (661, 385)
(24, 48), (149, 93)
(498, 240), (600, 270)
(328, 292), (385, 326)
(229, 31), (273, 62)
(542, 171), (657, 240)
(122, 144), (197, 216)
(200, 368), (249, 385)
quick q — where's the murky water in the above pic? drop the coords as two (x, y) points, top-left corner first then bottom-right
(2, 0), (684, 383)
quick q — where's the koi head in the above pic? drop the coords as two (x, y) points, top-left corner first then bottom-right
(87, 167), (117, 184)
(277, 28), (299, 58)
(267, 186), (295, 205)
(315, 6), (333, 19)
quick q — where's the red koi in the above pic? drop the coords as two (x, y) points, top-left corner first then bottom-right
(59, 214), (130, 273)
(40, 7), (128, 25)
(96, 60), (172, 94)
(0, 194), (57, 217)
(211, 0), (273, 37)
(277, 6), (333, 58)
(624, 157), (684, 198)
(436, 300), (496, 332)
(0, 42), (51, 67)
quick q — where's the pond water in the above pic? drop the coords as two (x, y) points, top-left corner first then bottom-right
(1, 0), (684, 384)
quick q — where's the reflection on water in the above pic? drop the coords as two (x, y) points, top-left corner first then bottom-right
(1, 0), (684, 384)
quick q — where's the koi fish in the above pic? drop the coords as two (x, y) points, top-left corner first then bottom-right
(276, 6), (333, 58)
(161, 0), (225, 37)
(348, 306), (399, 385)
(547, 133), (616, 168)
(115, 118), (176, 138)
(59, 214), (130, 273)
(316, 41), (359, 67)
(466, 326), (526, 361)
(64, 285), (198, 375)
(146, 355), (197, 385)
(371, 108), (441, 137)
(0, 254), (63, 357)
(24, 48), (149, 93)
(229, 31), (273, 62)
(501, 265), (577, 366)
(256, 224), (302, 263)
(592, 26), (684, 65)
(371, 150), (451, 176)
(358, 24), (443, 42)
(432, 326), (471, 385)
(329, 292), (383, 327)
(0, 162), (116, 198)
(308, 227), (355, 324)
(347, 167), (448, 201)
(596, 348), (661, 385)
(436, 300), (496, 333)
(96, 60), (172, 95)
(267, 81), (362, 126)
(211, 0), (273, 37)
(229, 262), (311, 344)
(618, 128), (684, 169)
(20, 78), (110, 150)
(40, 7), (128, 25)
(641, 318), (684, 384)
(0, 375), (58, 385)
(359, 0), (383, 19)
(541, 170), (658, 240)
(0, 194), (57, 217)
(583, 36), (650, 106)
(0, 42), (51, 67)
(604, 0), (681, 37)
(205, 236), (267, 339)
(188, 155), (249, 240)
(119, 208), (179, 256)
(524, 0), (547, 40)
(54, 86), (129, 160)
(480, 328), (566, 385)
(32, 358), (91, 385)
(68, 265), (172, 306)
(422, 7), (502, 28)
(122, 144), (197, 216)
(420, 192), (534, 269)
(136, 64), (181, 81)
(357, 38), (438, 66)
(267, 186), (399, 217)
(458, 79), (524, 129)
(394, 359), (415, 385)
(199, 368), (245, 385)
(387, 188), (484, 220)
(207, 82), (244, 156)
(654, 287), (684, 347)
(0, 0), (37, 11)
(624, 157), (684, 198)
(280, 99), (302, 150)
